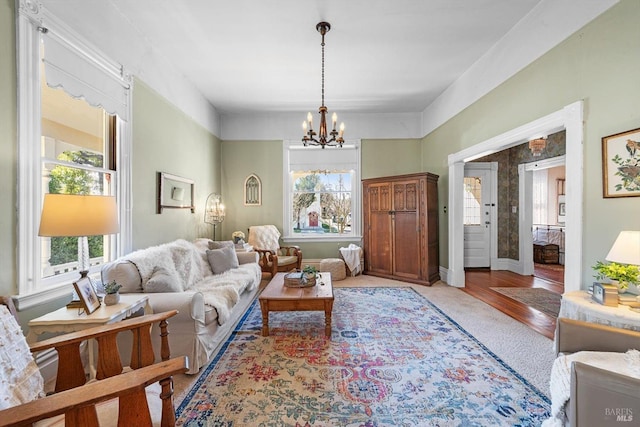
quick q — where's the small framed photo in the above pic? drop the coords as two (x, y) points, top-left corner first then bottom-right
(73, 277), (101, 314)
(602, 127), (640, 198)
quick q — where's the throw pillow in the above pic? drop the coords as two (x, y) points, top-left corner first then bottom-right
(143, 267), (183, 293)
(208, 240), (234, 250)
(207, 246), (239, 274)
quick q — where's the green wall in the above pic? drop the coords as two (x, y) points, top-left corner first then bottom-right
(422, 0), (640, 284)
(220, 138), (422, 259)
(132, 80), (221, 250)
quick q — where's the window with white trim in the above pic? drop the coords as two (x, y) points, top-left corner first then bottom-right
(16, 5), (132, 308)
(283, 141), (361, 241)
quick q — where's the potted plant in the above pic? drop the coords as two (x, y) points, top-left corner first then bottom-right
(592, 261), (640, 292)
(103, 281), (122, 305)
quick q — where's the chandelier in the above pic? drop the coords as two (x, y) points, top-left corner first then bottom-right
(302, 22), (345, 149)
(528, 137), (547, 156)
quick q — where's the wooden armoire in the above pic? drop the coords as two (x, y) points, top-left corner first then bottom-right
(362, 172), (439, 285)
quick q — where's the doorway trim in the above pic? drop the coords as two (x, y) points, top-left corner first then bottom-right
(447, 101), (583, 290)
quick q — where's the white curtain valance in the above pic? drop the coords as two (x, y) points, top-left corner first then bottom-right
(288, 143), (359, 172)
(42, 30), (130, 120)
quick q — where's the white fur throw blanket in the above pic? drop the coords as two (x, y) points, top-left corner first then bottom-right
(542, 349), (640, 427)
(123, 239), (260, 325)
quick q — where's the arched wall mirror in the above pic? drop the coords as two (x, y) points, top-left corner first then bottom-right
(244, 174), (262, 206)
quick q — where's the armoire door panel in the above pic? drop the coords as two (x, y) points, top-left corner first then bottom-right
(393, 211), (420, 279)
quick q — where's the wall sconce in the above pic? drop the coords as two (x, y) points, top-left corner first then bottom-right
(529, 137), (547, 157)
(204, 193), (225, 240)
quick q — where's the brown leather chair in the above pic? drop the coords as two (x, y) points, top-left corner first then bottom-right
(0, 296), (188, 426)
(553, 318), (640, 427)
(248, 225), (302, 278)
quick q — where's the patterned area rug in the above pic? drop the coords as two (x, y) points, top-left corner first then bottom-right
(176, 287), (550, 426)
(490, 287), (562, 318)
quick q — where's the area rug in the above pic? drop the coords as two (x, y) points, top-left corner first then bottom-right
(176, 287), (550, 426)
(490, 287), (562, 318)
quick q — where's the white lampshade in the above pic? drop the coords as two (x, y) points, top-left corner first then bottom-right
(38, 194), (119, 237)
(605, 231), (640, 265)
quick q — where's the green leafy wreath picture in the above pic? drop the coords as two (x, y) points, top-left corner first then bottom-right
(602, 127), (640, 198)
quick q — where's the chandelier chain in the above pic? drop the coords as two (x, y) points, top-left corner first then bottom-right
(321, 30), (325, 107)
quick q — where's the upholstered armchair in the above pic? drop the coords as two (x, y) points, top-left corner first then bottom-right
(0, 296), (188, 427)
(546, 318), (640, 427)
(248, 225), (302, 277)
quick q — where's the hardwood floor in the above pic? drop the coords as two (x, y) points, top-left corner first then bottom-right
(463, 268), (564, 339)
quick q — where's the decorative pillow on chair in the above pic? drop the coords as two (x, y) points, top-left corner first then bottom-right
(206, 246), (239, 274)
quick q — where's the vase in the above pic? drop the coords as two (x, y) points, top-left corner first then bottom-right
(104, 292), (120, 306)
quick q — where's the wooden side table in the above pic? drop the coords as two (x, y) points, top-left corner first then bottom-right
(559, 290), (640, 331)
(28, 294), (151, 378)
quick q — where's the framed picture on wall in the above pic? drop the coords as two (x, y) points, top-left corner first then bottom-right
(157, 172), (195, 213)
(602, 127), (640, 198)
(557, 195), (566, 225)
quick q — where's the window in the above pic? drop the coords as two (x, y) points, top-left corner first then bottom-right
(532, 169), (549, 225)
(16, 5), (132, 308)
(41, 80), (116, 278)
(284, 141), (361, 242)
(463, 177), (482, 225)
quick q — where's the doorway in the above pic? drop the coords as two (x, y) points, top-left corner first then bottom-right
(520, 155), (566, 285)
(463, 163), (497, 268)
(447, 101), (583, 291)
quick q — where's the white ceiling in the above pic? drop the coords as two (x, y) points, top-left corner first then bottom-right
(38, 0), (616, 124)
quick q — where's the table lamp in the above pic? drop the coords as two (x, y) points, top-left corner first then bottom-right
(38, 194), (119, 277)
(606, 231), (640, 266)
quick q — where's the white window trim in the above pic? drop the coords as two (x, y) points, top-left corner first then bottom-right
(15, 2), (132, 310)
(282, 140), (362, 243)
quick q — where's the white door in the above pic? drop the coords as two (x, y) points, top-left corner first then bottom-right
(464, 166), (492, 268)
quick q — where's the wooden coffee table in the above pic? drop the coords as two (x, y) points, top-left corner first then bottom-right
(259, 272), (334, 337)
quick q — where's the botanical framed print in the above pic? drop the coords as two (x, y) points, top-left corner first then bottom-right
(73, 277), (101, 314)
(602, 127), (640, 198)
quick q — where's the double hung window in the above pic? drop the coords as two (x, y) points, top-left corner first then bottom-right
(16, 5), (132, 307)
(283, 141), (361, 242)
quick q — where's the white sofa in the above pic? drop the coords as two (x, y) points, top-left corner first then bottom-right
(101, 238), (261, 374)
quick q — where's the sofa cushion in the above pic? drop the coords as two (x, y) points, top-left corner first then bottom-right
(208, 240), (234, 250)
(143, 267), (183, 293)
(206, 246), (239, 274)
(101, 260), (142, 294)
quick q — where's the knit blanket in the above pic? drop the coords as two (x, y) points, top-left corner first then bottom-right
(542, 349), (640, 427)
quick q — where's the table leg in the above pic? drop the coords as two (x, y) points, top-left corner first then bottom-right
(324, 300), (334, 338)
(259, 300), (269, 336)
